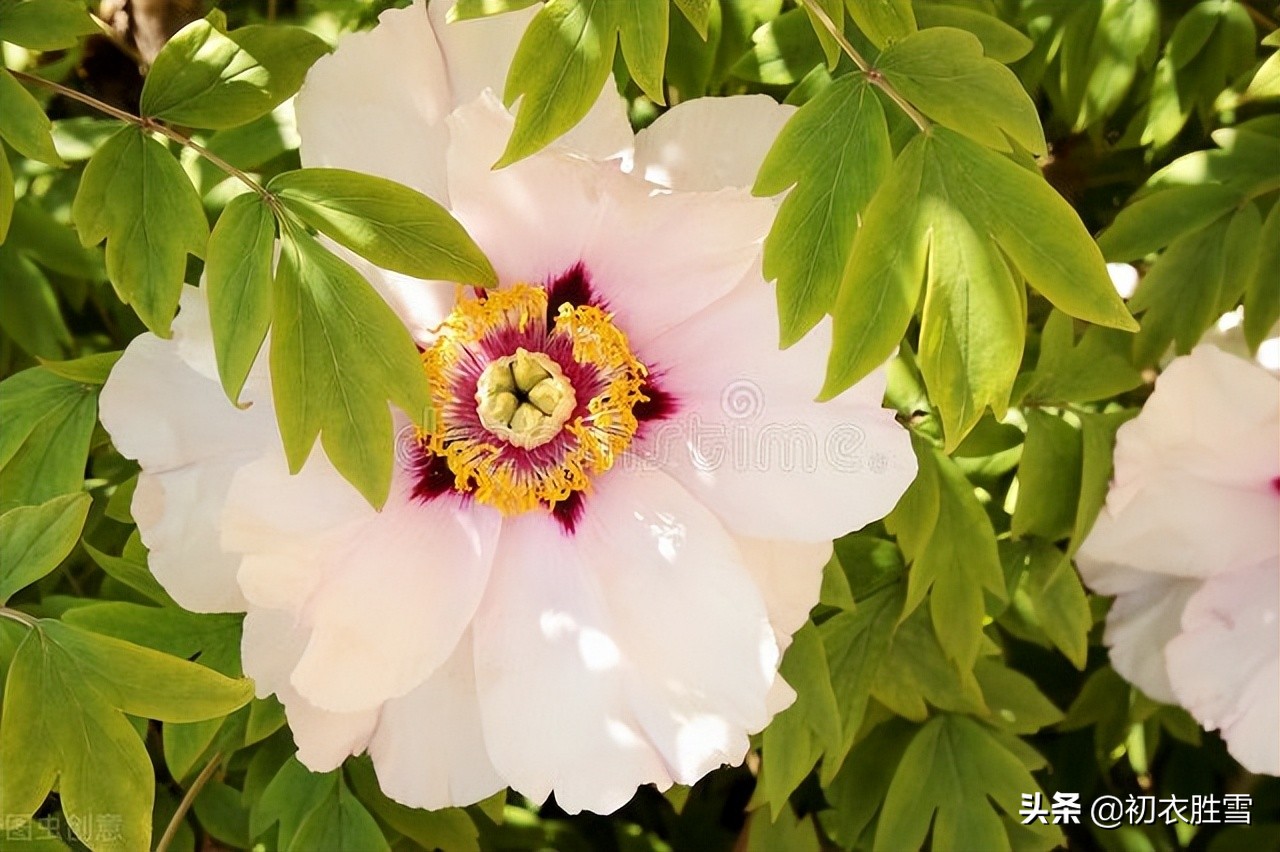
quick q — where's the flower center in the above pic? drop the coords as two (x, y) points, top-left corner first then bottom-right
(475, 348), (577, 449)
(417, 281), (649, 516)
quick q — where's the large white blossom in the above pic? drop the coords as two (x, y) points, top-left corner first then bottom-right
(98, 0), (917, 813)
(1077, 344), (1280, 775)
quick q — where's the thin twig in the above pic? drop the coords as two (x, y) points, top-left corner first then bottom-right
(796, 0), (931, 132)
(1243, 2), (1278, 31)
(155, 752), (223, 852)
(10, 70), (274, 201)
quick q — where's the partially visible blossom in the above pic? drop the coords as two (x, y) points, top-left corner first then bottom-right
(1107, 262), (1140, 299)
(1077, 345), (1280, 775)
(98, 0), (917, 813)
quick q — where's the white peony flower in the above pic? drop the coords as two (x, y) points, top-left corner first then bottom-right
(98, 0), (917, 814)
(1077, 344), (1280, 775)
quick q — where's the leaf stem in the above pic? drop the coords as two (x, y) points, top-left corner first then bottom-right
(155, 751), (223, 852)
(796, 0), (931, 132)
(10, 70), (274, 202)
(0, 607), (37, 628)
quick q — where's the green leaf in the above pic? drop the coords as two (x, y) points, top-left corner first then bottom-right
(0, 143), (12, 241)
(1057, 0), (1159, 132)
(1144, 119), (1280, 198)
(801, 0), (843, 68)
(499, 0), (618, 166)
(83, 534), (177, 608)
(0, 365), (98, 510)
(824, 129), (1134, 403)
(914, 3), (1031, 64)
(270, 167), (496, 285)
(0, 244), (72, 360)
(617, 1), (669, 103)
(818, 584), (899, 772)
(251, 756), (336, 846)
(1244, 47), (1280, 102)
(0, 0), (95, 50)
(731, 8), (825, 86)
(821, 718), (917, 849)
(0, 620), (252, 852)
(877, 28), (1046, 155)
(0, 493), (90, 604)
(39, 351), (122, 385)
(761, 623), (842, 813)
(916, 199), (1025, 446)
(1018, 310), (1142, 404)
(1097, 183), (1244, 262)
(1067, 410), (1134, 558)
(974, 658), (1063, 734)
(822, 134), (929, 398)
(141, 13), (329, 130)
(1010, 410), (1082, 542)
(269, 228), (431, 507)
(288, 778), (389, 852)
(449, 0), (540, 21)
(871, 604), (987, 720)
(0, 69), (64, 166)
(874, 715), (1060, 852)
(844, 0), (916, 48)
(1243, 201), (1280, 350)
(71, 126), (209, 336)
(1003, 539), (1092, 669)
(895, 441), (1005, 670)
(755, 75), (891, 346)
(206, 193), (275, 404)
(1129, 207), (1253, 365)
(5, 197), (105, 280)
(346, 757), (480, 852)
(672, 0), (714, 37)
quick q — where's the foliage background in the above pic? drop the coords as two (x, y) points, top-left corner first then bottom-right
(0, 0), (1278, 850)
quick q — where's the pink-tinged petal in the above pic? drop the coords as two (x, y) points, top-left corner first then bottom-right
(1166, 562), (1280, 776)
(444, 95), (613, 286)
(99, 288), (274, 612)
(224, 451), (502, 713)
(295, 0), (453, 202)
(430, 1), (632, 160)
(241, 608), (378, 772)
(1111, 345), (1280, 509)
(631, 95), (794, 191)
(581, 190), (776, 349)
(634, 280), (916, 541)
(1097, 573), (1199, 704)
(1078, 467), (1278, 581)
(737, 537), (830, 652)
(444, 95), (774, 347)
(368, 630), (505, 809)
(471, 512), (673, 814)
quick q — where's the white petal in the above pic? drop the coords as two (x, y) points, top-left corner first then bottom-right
(295, 0), (453, 202)
(241, 608), (378, 772)
(737, 537), (830, 651)
(579, 469), (781, 785)
(1166, 562), (1280, 776)
(634, 279), (916, 541)
(631, 95), (794, 191)
(224, 451), (502, 713)
(99, 288), (273, 612)
(1097, 573), (1199, 704)
(471, 512), (672, 814)
(368, 630), (505, 809)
